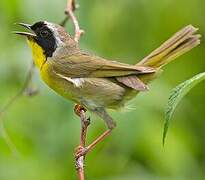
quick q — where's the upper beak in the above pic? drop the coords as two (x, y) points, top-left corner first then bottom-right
(14, 23), (36, 37)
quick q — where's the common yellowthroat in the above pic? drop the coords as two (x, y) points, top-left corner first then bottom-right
(15, 21), (200, 130)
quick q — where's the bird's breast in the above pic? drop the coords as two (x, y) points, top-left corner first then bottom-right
(40, 62), (80, 102)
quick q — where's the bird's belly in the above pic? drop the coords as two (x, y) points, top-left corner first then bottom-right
(74, 78), (128, 109)
(40, 66), (79, 102)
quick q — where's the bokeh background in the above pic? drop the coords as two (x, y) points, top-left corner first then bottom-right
(0, 0), (205, 179)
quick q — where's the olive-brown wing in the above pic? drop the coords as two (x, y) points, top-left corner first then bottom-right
(52, 53), (155, 78)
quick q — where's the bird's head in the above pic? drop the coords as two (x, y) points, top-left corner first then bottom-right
(15, 21), (78, 69)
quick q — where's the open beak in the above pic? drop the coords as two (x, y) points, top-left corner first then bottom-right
(14, 23), (36, 37)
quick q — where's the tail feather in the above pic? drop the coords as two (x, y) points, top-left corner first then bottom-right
(138, 25), (201, 68)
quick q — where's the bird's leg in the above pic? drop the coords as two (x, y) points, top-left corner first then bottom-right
(75, 108), (116, 159)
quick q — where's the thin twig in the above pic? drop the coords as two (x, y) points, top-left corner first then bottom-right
(60, 16), (69, 27)
(75, 109), (90, 180)
(0, 61), (36, 119)
(0, 61), (36, 156)
(65, 0), (84, 42)
(0, 121), (20, 158)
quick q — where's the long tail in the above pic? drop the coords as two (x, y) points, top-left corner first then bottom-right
(138, 25), (201, 68)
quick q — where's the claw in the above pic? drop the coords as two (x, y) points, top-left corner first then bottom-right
(74, 145), (88, 159)
(84, 117), (91, 126)
(74, 104), (87, 117)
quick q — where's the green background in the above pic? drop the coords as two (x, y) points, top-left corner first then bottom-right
(0, 0), (205, 179)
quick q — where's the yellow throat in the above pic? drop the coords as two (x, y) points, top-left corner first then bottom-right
(27, 39), (47, 70)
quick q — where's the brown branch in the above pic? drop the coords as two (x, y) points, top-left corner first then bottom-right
(65, 0), (84, 42)
(74, 105), (90, 180)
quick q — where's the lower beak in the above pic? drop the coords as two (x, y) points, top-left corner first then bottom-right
(14, 23), (36, 37)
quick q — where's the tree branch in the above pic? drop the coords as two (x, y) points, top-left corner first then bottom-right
(74, 105), (90, 180)
(65, 0), (84, 42)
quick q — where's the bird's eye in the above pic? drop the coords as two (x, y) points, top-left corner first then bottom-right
(40, 30), (49, 37)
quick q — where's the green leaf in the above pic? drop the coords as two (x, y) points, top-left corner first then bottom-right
(163, 72), (205, 145)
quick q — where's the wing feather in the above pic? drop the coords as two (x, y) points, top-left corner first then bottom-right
(52, 53), (155, 78)
(116, 76), (149, 91)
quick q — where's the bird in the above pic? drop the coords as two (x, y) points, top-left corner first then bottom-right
(15, 21), (200, 153)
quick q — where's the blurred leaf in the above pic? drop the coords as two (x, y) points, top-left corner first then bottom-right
(163, 72), (205, 145)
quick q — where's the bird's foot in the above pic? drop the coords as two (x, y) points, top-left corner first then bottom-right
(74, 104), (87, 117)
(75, 145), (89, 159)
